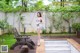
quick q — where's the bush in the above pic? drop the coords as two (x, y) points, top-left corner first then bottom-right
(42, 29), (46, 34)
(72, 23), (80, 31)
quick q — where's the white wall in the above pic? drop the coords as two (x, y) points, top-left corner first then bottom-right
(0, 12), (46, 33)
(0, 12), (80, 33)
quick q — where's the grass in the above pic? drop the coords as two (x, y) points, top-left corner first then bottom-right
(41, 34), (76, 36)
(23, 32), (76, 36)
(26, 33), (76, 36)
(0, 34), (16, 49)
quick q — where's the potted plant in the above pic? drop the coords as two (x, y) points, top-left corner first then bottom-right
(72, 23), (80, 38)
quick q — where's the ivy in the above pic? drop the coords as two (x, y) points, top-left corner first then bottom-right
(51, 6), (80, 12)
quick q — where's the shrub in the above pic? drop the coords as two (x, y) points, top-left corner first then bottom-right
(72, 23), (80, 31)
(42, 29), (46, 34)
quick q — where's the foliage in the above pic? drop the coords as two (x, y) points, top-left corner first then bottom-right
(0, 0), (80, 12)
(50, 12), (62, 30)
(48, 11), (79, 33)
(12, 6), (22, 12)
(42, 29), (46, 34)
(71, 6), (80, 12)
(0, 34), (16, 49)
(0, 19), (12, 34)
(72, 23), (80, 31)
(19, 14), (24, 26)
(0, 0), (80, 34)
(62, 12), (74, 23)
(51, 6), (80, 12)
(61, 12), (77, 33)
(34, 0), (45, 11)
(0, 0), (19, 12)
(0, 20), (9, 29)
(48, 26), (53, 34)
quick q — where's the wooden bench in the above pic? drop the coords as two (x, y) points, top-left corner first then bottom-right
(10, 28), (35, 50)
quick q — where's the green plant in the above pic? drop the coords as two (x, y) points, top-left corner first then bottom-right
(42, 29), (46, 34)
(0, 34), (16, 49)
(0, 20), (12, 34)
(48, 26), (53, 34)
(0, 20), (9, 29)
(49, 12), (62, 31)
(34, 0), (45, 11)
(62, 12), (75, 33)
(72, 23), (80, 31)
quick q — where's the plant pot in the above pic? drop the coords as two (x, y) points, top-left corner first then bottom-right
(76, 30), (80, 38)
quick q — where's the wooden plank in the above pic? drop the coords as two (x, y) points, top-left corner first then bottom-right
(36, 39), (45, 53)
(67, 39), (80, 52)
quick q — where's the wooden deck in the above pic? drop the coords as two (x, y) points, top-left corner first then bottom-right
(67, 39), (80, 52)
(36, 39), (45, 53)
(36, 38), (80, 53)
(9, 36), (38, 53)
(7, 36), (80, 53)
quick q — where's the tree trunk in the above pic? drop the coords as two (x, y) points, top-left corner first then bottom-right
(60, 0), (65, 7)
(78, 1), (80, 5)
(60, 0), (63, 6)
(62, 0), (64, 7)
(13, 13), (15, 27)
(24, 27), (26, 34)
(18, 15), (21, 33)
(22, 0), (24, 7)
(4, 12), (8, 22)
(68, 23), (71, 34)
(76, 30), (80, 38)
